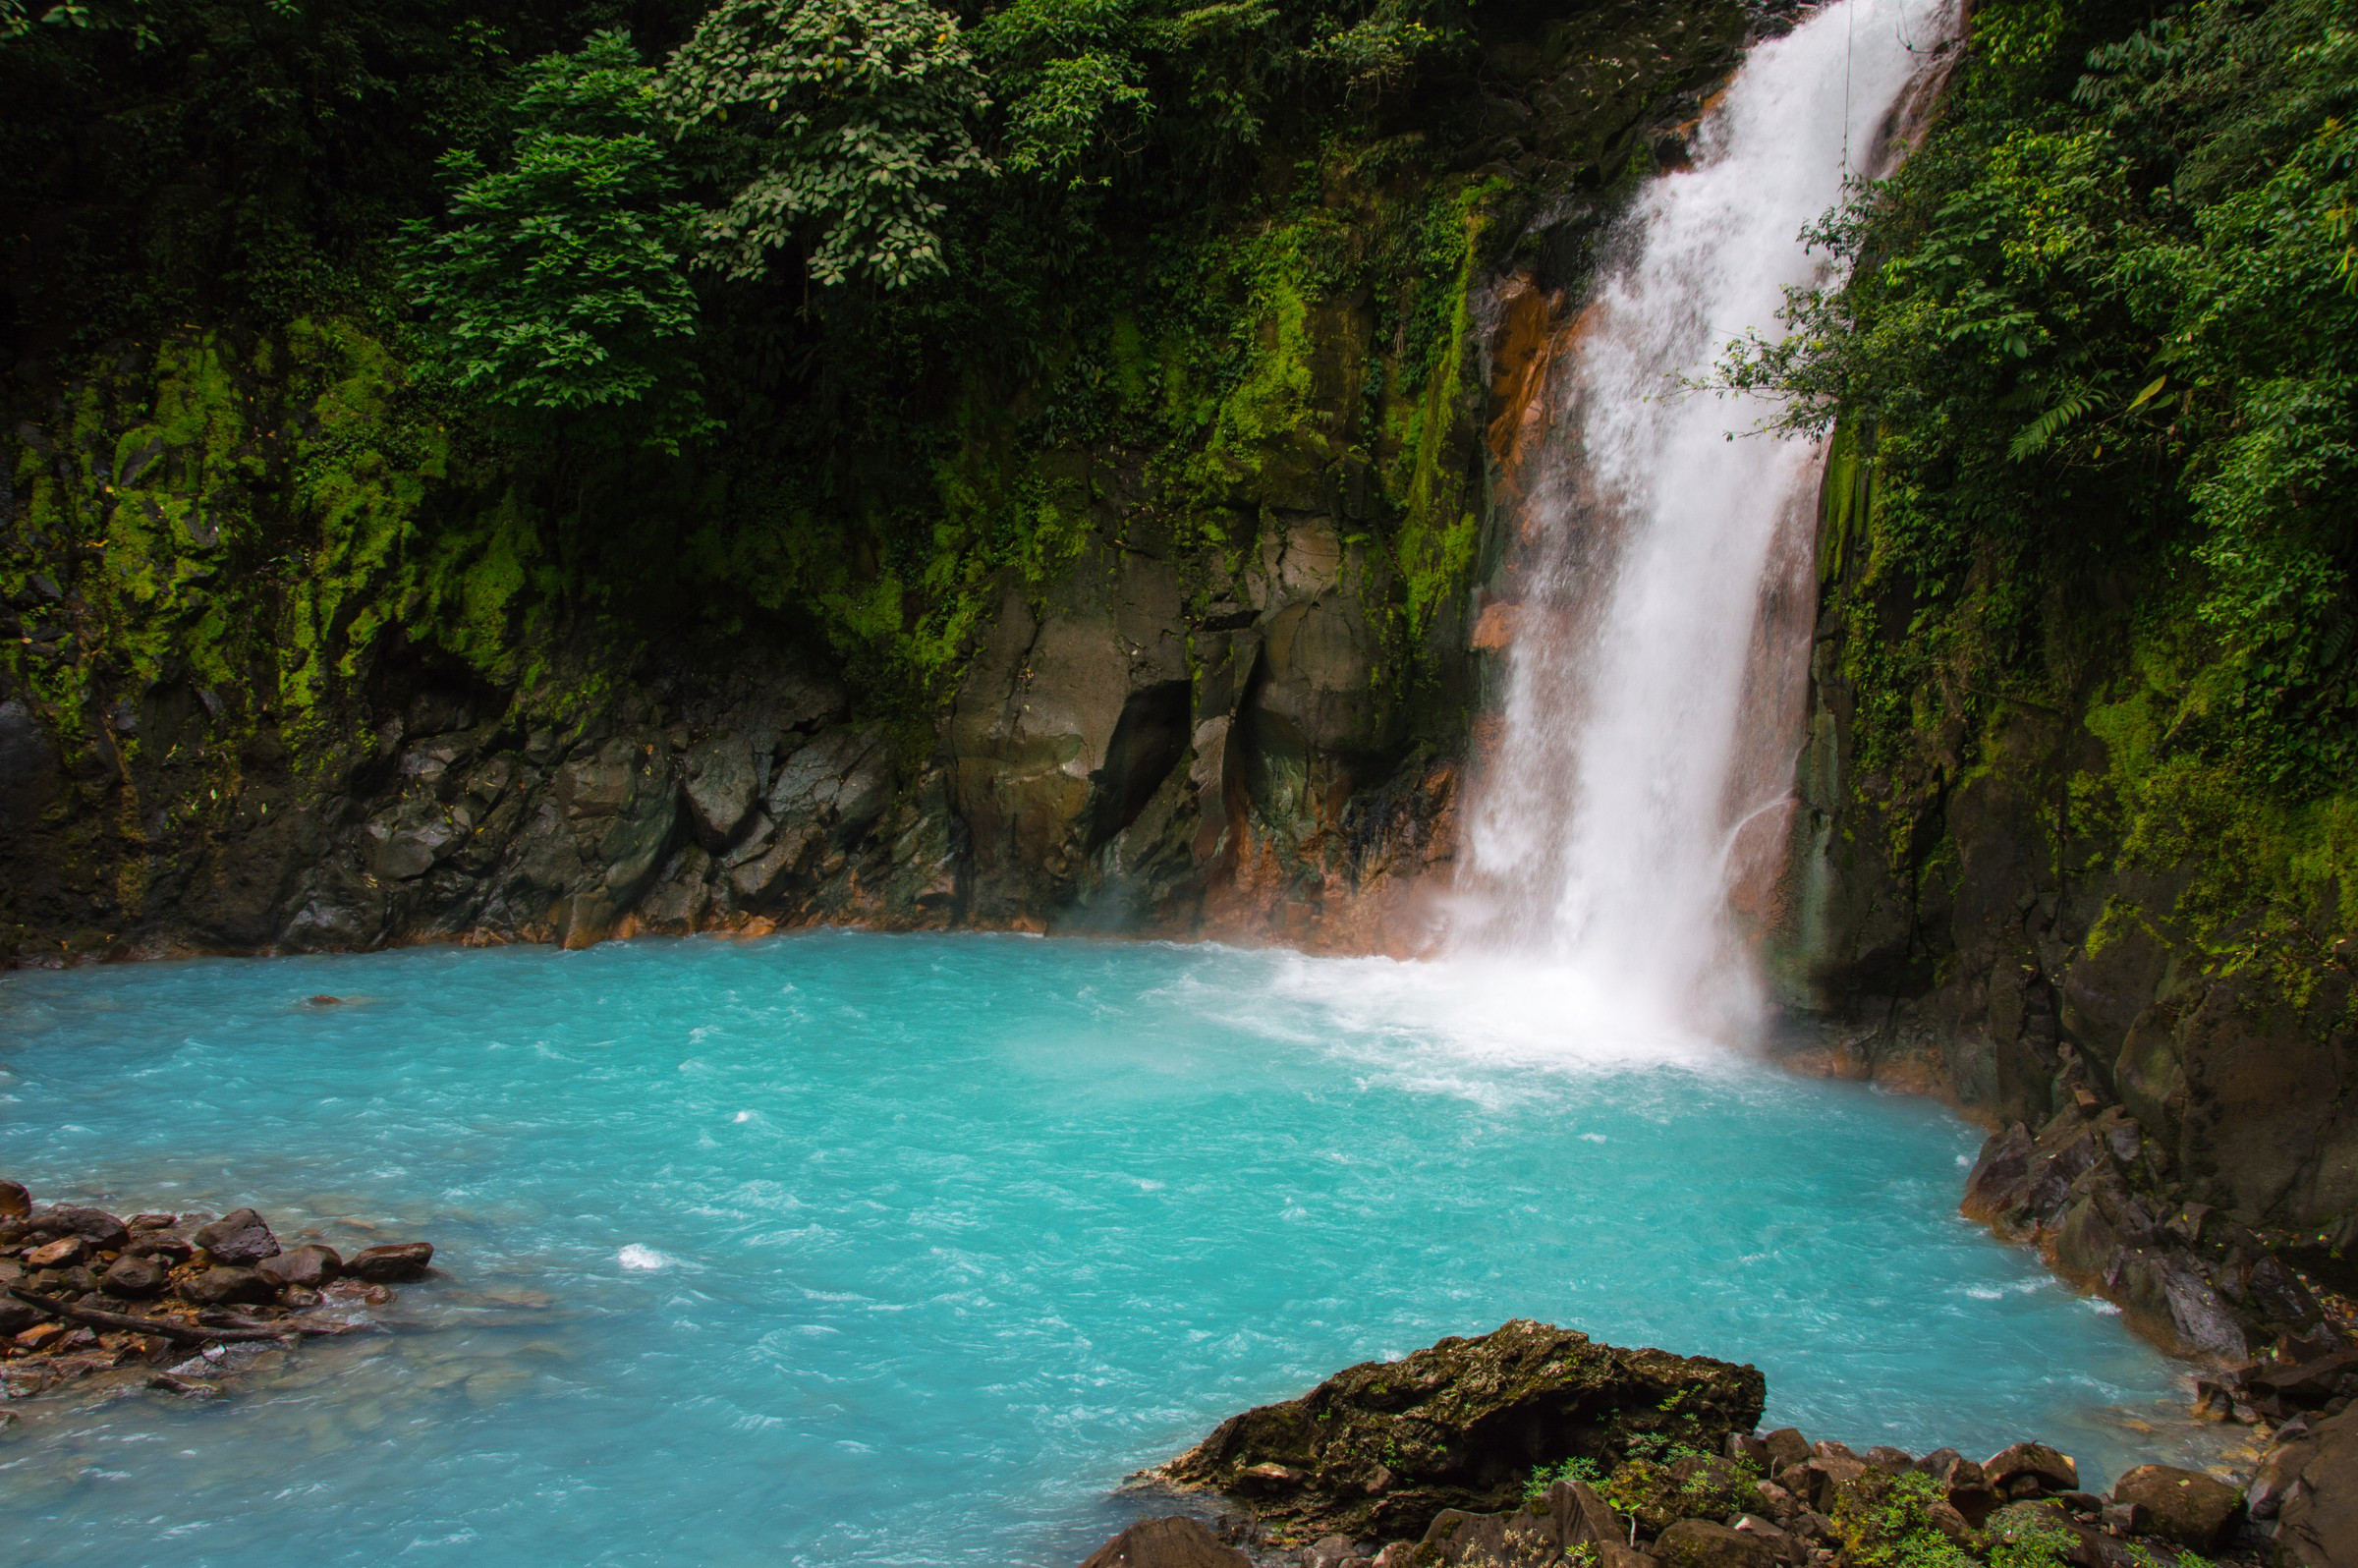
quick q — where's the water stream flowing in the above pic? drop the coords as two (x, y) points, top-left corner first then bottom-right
(1457, 0), (1952, 1036)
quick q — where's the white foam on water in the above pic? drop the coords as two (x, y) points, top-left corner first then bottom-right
(617, 1244), (670, 1271)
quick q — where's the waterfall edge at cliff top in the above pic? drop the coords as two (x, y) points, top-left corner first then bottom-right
(1412, 0), (1955, 1059)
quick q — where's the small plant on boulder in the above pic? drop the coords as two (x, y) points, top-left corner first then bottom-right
(1833, 1470), (1977, 1568)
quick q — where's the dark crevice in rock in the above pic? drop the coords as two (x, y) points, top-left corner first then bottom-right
(1086, 681), (1193, 856)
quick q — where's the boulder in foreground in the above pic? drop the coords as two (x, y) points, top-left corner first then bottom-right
(1155, 1318), (1766, 1542)
(2254, 1404), (2358, 1568)
(1079, 1516), (1250, 1568)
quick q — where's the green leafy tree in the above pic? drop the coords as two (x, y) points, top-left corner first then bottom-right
(969, 0), (1467, 191)
(1722, 0), (2358, 784)
(657, 0), (990, 290)
(403, 29), (708, 452)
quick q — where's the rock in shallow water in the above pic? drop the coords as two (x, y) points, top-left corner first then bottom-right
(194, 1207), (281, 1265)
(1157, 1319), (1765, 1542)
(347, 1242), (432, 1281)
(33, 1205), (129, 1250)
(258, 1245), (342, 1289)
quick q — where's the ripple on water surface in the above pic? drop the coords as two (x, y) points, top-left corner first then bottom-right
(0, 933), (2206, 1566)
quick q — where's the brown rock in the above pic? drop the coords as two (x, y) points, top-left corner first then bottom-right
(130, 1234), (195, 1264)
(1654, 1519), (1780, 1568)
(26, 1235), (85, 1268)
(1416, 1480), (1631, 1566)
(1923, 1501), (1976, 1542)
(127, 1213), (176, 1231)
(15, 1320), (67, 1350)
(1761, 1429), (1812, 1472)
(1301, 1535), (1363, 1568)
(2257, 1404), (2358, 1568)
(1730, 1515), (1806, 1566)
(2106, 1466), (2243, 1550)
(0, 1299), (42, 1335)
(1984, 1443), (2077, 1498)
(1161, 1321), (1766, 1542)
(193, 1208), (280, 1266)
(1915, 1450), (1998, 1526)
(257, 1244), (342, 1289)
(28, 1264), (96, 1296)
(101, 1254), (169, 1298)
(1794, 1454), (1869, 1513)
(1960, 1124), (2036, 1225)
(32, 1206), (129, 1250)
(1079, 1516), (1252, 1567)
(346, 1242), (433, 1281)
(179, 1265), (274, 1305)
(0, 1180), (28, 1219)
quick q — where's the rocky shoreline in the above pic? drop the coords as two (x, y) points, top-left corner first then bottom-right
(0, 1179), (434, 1411)
(1082, 1321), (2356, 1568)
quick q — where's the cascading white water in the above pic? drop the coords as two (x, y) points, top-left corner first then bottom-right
(1455, 0), (1953, 1036)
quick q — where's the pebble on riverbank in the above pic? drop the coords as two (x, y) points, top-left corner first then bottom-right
(1098, 1319), (2358, 1568)
(0, 1179), (436, 1407)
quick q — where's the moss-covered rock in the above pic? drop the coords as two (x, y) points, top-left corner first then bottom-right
(1158, 1319), (1766, 1545)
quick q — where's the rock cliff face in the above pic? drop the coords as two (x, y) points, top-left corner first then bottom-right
(1770, 470), (2358, 1307)
(0, 0), (1763, 967)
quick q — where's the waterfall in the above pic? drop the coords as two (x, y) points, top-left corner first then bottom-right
(1453, 0), (1954, 1039)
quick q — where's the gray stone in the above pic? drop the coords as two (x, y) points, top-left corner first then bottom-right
(684, 734), (758, 848)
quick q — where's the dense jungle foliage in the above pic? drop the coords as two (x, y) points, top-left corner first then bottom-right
(1731, 0), (2358, 999)
(1, 0), (1533, 752)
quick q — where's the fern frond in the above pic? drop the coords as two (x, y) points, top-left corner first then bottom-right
(2007, 387), (2097, 462)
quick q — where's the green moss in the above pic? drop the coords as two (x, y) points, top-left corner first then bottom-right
(1832, 1471), (1977, 1568)
(1387, 184), (1494, 644)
